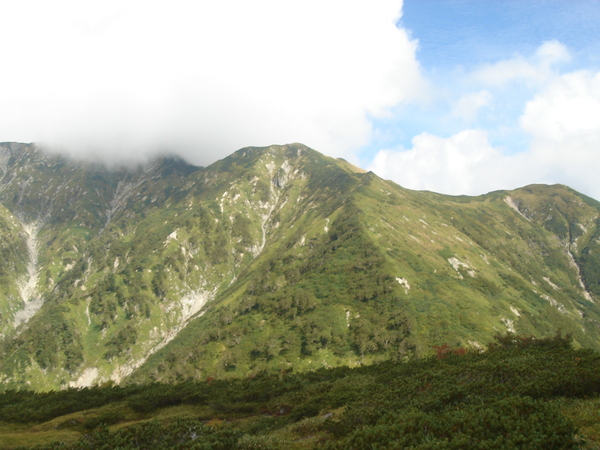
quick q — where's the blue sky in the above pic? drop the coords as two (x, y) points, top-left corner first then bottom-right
(371, 0), (600, 151)
(387, 0), (600, 152)
(1, 0), (600, 199)
(366, 0), (600, 199)
(402, 0), (600, 70)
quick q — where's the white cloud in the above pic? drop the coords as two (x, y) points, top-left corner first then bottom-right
(473, 40), (570, 87)
(520, 69), (600, 198)
(451, 90), (492, 122)
(534, 40), (571, 65)
(368, 130), (534, 195)
(0, 0), (425, 164)
(521, 70), (600, 142)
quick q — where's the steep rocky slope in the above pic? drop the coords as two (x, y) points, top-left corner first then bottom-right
(0, 142), (599, 389)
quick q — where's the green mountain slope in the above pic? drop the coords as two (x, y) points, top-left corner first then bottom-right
(129, 148), (600, 384)
(0, 142), (599, 390)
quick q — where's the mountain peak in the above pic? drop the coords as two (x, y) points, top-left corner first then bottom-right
(0, 142), (599, 390)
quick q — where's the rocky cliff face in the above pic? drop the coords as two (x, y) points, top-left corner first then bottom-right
(0, 142), (599, 390)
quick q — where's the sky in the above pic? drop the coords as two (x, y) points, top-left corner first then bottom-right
(1, 0), (600, 200)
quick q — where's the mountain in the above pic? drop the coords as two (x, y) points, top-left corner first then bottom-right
(0, 141), (599, 390)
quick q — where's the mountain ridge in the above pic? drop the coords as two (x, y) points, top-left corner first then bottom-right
(0, 142), (598, 390)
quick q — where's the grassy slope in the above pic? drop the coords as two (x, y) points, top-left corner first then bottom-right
(129, 149), (600, 384)
(128, 147), (408, 383)
(1, 143), (600, 391)
(0, 146), (224, 388)
(354, 176), (600, 352)
(0, 204), (29, 337)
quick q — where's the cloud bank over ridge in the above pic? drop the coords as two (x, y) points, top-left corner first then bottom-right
(0, 0), (423, 165)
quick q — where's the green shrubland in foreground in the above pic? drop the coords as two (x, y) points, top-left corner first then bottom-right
(0, 333), (599, 449)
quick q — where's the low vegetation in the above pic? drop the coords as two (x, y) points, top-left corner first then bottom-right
(1, 334), (599, 448)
